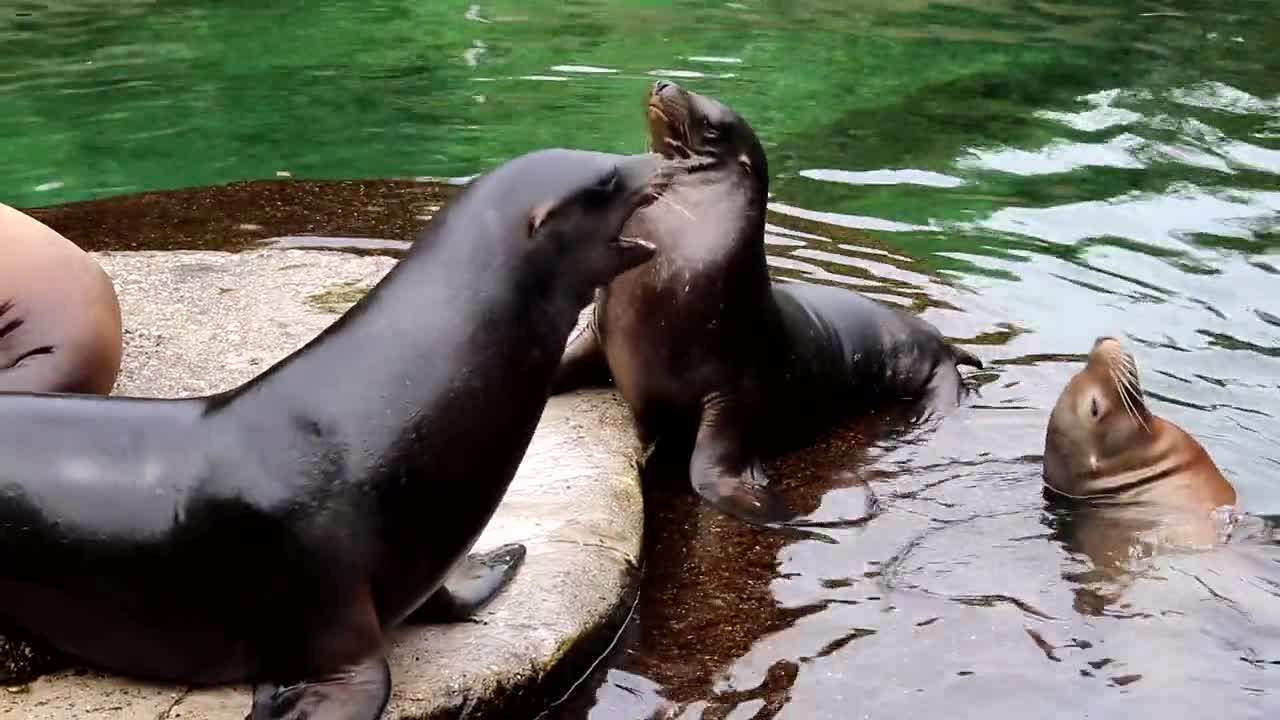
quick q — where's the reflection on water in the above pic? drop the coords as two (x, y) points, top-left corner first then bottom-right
(546, 3), (1277, 718)
(4, 0), (1280, 718)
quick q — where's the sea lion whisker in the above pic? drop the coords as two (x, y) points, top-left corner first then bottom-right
(1108, 364), (1150, 433)
(1107, 365), (1135, 418)
(1101, 346), (1139, 394)
(663, 137), (693, 160)
(653, 194), (696, 221)
(1114, 358), (1143, 404)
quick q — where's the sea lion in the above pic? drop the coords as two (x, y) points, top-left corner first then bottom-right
(553, 81), (981, 526)
(0, 202), (123, 395)
(1043, 336), (1238, 613)
(0, 148), (671, 720)
(1043, 336), (1236, 510)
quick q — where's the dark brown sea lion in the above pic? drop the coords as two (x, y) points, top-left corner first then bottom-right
(553, 81), (981, 526)
(0, 149), (672, 720)
(0, 202), (123, 395)
(1043, 336), (1239, 613)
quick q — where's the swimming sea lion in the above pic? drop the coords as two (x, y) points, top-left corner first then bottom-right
(553, 81), (981, 526)
(1044, 336), (1238, 612)
(0, 149), (671, 720)
(0, 202), (123, 395)
(1043, 336), (1236, 510)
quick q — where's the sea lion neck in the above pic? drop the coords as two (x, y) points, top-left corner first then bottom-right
(214, 220), (577, 461)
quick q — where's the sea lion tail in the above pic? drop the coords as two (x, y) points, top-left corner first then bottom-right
(950, 345), (984, 370)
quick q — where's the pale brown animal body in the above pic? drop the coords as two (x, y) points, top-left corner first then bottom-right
(0, 203), (122, 395)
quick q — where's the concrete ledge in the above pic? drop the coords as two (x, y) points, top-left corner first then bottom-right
(0, 249), (643, 719)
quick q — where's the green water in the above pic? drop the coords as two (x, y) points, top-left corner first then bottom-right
(5, 2), (1274, 220)
(6, 0), (1274, 488)
(4, 2), (1280, 717)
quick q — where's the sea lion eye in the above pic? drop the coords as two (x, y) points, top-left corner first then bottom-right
(1089, 398), (1100, 419)
(595, 168), (620, 194)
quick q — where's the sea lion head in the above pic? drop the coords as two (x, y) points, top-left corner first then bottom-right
(1044, 336), (1156, 499)
(646, 80), (768, 187)
(515, 150), (670, 290)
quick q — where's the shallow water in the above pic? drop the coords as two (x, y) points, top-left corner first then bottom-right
(4, 1), (1279, 718)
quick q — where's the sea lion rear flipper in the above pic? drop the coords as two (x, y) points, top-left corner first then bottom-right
(550, 322), (611, 394)
(689, 398), (793, 526)
(249, 655), (390, 720)
(405, 543), (527, 623)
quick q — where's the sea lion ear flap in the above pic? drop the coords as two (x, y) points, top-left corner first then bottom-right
(528, 200), (559, 238)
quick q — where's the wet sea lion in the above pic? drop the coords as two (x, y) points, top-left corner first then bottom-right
(0, 149), (671, 720)
(1043, 336), (1236, 510)
(0, 202), (123, 394)
(553, 81), (981, 526)
(1044, 336), (1239, 612)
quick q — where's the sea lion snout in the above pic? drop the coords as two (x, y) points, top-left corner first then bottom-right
(651, 79), (682, 100)
(1090, 335), (1124, 357)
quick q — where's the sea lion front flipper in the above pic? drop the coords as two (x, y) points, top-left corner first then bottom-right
(950, 345), (984, 371)
(551, 321), (611, 394)
(0, 353), (65, 394)
(405, 543), (527, 623)
(248, 655), (390, 720)
(689, 397), (793, 526)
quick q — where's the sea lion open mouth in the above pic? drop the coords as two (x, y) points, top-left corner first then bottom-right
(647, 85), (691, 160)
(646, 99), (668, 123)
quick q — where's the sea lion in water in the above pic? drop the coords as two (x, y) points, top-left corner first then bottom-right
(553, 81), (981, 526)
(1043, 336), (1236, 510)
(0, 202), (123, 395)
(0, 149), (671, 719)
(1044, 336), (1238, 612)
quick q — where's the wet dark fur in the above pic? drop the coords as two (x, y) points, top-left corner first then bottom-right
(0, 149), (674, 720)
(553, 82), (981, 526)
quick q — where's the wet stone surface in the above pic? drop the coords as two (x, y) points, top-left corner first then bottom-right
(24, 179), (455, 255)
(0, 249), (644, 720)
